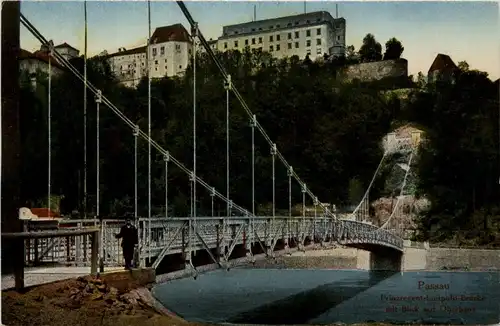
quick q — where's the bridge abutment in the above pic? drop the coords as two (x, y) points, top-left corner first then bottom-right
(369, 248), (402, 272)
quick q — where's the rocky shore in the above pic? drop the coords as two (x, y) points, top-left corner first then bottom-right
(1, 274), (193, 326)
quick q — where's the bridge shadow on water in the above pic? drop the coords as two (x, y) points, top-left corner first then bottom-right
(226, 270), (398, 324)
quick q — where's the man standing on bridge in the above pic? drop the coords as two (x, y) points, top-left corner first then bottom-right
(115, 219), (138, 269)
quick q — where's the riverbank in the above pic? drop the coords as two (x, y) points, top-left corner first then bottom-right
(2, 275), (474, 326)
(1, 274), (194, 326)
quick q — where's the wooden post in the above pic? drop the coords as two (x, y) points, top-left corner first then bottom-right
(2, 0), (22, 277)
(14, 238), (25, 291)
(66, 236), (71, 262)
(90, 232), (98, 275)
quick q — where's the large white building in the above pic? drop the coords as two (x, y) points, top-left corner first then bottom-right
(107, 24), (192, 88)
(216, 11), (346, 61)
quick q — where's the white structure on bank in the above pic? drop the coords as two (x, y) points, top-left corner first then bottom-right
(19, 41), (79, 77)
(216, 11), (346, 60)
(106, 24), (192, 88)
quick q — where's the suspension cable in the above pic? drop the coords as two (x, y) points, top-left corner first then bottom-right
(351, 152), (387, 219)
(225, 75), (231, 217)
(83, 0), (88, 219)
(379, 150), (414, 230)
(133, 125), (139, 220)
(20, 12), (252, 218)
(96, 90), (101, 218)
(147, 0), (152, 263)
(164, 152), (169, 219)
(175, 1), (334, 218)
(48, 46), (52, 217)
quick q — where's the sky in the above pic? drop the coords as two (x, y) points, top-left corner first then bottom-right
(20, 1), (500, 79)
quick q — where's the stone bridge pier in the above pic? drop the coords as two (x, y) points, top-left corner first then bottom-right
(369, 247), (403, 271)
(355, 245), (403, 272)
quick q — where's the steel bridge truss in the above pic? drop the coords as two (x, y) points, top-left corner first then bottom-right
(23, 216), (403, 271)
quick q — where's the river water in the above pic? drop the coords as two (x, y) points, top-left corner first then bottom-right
(153, 268), (499, 325)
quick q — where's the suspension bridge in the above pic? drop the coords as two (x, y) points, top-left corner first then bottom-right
(4, 1), (418, 288)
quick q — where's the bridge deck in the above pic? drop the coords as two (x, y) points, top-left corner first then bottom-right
(1, 266), (123, 290)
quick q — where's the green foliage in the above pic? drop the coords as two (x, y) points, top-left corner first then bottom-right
(358, 34), (382, 63)
(348, 178), (364, 205)
(18, 50), (397, 217)
(457, 60), (469, 72)
(408, 69), (500, 246)
(383, 38), (404, 60)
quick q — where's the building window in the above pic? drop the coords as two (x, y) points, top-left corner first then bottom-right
(252, 38), (256, 45)
(165, 66), (168, 70)
(306, 40), (311, 47)
(224, 42), (228, 49)
(179, 65), (182, 69)
(234, 40), (238, 47)
(165, 59), (167, 62)
(160, 46), (165, 55)
(269, 45), (274, 52)
(252, 28), (255, 32)
(245, 39), (249, 46)
(306, 49), (311, 55)
(152, 48), (157, 56)
(316, 39), (322, 46)
(258, 37), (262, 44)
(295, 21), (299, 25)
(270, 25), (274, 29)
(295, 42), (299, 48)
(306, 30), (311, 37)
(316, 48), (322, 55)
(155, 60), (158, 64)
(317, 28), (321, 35)
(258, 47), (262, 51)
(288, 43), (292, 49)
(276, 35), (280, 41)
(276, 44), (280, 51)
(337, 36), (341, 40)
(276, 24), (280, 28)
(175, 44), (181, 51)
(269, 35), (273, 42)
(294, 31), (299, 38)
(287, 23), (292, 27)
(287, 33), (292, 40)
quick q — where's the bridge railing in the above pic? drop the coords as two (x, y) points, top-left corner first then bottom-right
(22, 216), (403, 268)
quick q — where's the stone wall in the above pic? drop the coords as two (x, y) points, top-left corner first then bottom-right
(426, 248), (500, 270)
(342, 59), (408, 83)
(247, 245), (500, 271)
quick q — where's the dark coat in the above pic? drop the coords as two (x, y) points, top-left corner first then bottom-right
(115, 224), (138, 248)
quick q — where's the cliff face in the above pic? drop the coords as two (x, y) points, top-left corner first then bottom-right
(370, 125), (428, 238)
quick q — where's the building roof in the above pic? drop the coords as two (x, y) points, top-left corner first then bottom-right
(150, 23), (191, 44)
(30, 208), (60, 218)
(106, 45), (147, 59)
(428, 53), (458, 74)
(220, 11), (344, 39)
(54, 42), (79, 52)
(19, 48), (65, 70)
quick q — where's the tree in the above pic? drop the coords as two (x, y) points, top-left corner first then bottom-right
(18, 47), (400, 219)
(409, 69), (500, 245)
(383, 37), (404, 60)
(358, 34), (382, 62)
(458, 60), (470, 72)
(415, 72), (427, 89)
(345, 45), (357, 60)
